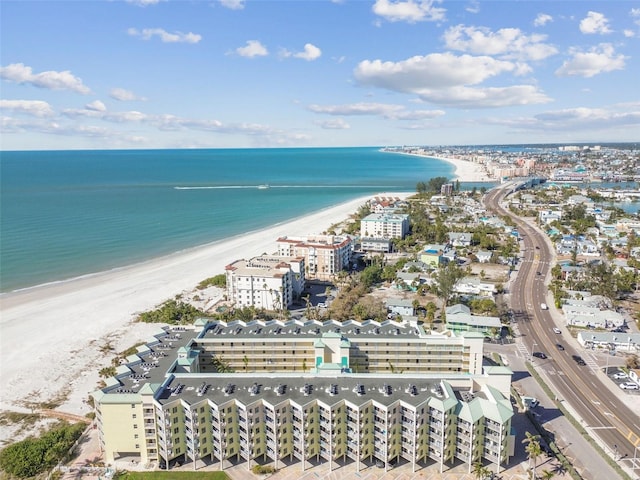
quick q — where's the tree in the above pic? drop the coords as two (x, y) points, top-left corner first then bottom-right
(428, 176), (450, 193)
(626, 354), (640, 369)
(433, 262), (465, 314)
(540, 469), (555, 480)
(522, 431), (543, 480)
(472, 461), (491, 479)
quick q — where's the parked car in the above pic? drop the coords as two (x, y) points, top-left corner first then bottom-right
(613, 372), (628, 380)
(533, 352), (547, 359)
(620, 382), (639, 390)
(556, 343), (565, 351)
(553, 327), (561, 334)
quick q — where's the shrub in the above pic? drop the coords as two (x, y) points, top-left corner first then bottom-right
(0, 422), (85, 478)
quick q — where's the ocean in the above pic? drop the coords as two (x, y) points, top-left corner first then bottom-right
(0, 147), (461, 293)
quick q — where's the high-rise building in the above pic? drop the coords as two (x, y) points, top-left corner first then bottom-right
(93, 318), (515, 474)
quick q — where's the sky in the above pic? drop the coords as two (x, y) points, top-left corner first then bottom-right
(1, 0), (639, 150)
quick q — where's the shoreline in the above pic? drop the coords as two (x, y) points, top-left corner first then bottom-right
(382, 148), (495, 183)
(0, 191), (410, 438)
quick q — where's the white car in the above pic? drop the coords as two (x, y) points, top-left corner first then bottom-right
(553, 327), (561, 334)
(613, 372), (628, 380)
(620, 382), (639, 390)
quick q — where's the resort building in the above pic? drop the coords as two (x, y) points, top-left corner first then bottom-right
(225, 255), (305, 310)
(360, 213), (410, 240)
(93, 318), (515, 475)
(276, 235), (353, 281)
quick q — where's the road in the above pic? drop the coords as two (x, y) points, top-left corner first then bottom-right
(484, 184), (640, 478)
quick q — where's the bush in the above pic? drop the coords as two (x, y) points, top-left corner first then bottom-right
(0, 422), (85, 478)
(251, 464), (276, 474)
(197, 274), (226, 289)
(137, 300), (206, 324)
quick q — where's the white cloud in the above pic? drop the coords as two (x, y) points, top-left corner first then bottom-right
(308, 102), (445, 120)
(0, 63), (91, 94)
(294, 43), (322, 61)
(355, 53), (517, 91)
(317, 118), (351, 129)
(109, 88), (146, 101)
(534, 13), (553, 27)
(126, 0), (165, 6)
(85, 100), (106, 112)
(520, 105), (640, 132)
(127, 28), (202, 44)
(623, 30), (635, 38)
(465, 0), (480, 14)
(579, 11), (612, 34)
(234, 40), (268, 58)
(0, 99), (55, 117)
(415, 85), (551, 108)
(443, 25), (558, 61)
(555, 43), (626, 78)
(372, 0), (445, 23)
(219, 0), (245, 9)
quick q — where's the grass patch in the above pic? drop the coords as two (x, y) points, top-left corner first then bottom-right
(0, 411), (41, 427)
(114, 472), (230, 480)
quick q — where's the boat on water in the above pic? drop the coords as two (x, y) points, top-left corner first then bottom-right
(257, 184), (270, 190)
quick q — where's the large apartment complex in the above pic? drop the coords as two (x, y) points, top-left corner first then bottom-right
(276, 235), (353, 281)
(360, 213), (410, 253)
(360, 213), (410, 240)
(93, 318), (515, 475)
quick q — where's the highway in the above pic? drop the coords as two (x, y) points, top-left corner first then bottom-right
(484, 184), (640, 478)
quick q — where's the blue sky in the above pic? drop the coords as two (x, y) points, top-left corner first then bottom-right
(1, 0), (639, 150)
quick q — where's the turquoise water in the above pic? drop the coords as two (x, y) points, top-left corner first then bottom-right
(1, 147), (459, 292)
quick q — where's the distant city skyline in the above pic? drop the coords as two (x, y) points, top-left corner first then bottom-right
(1, 0), (639, 150)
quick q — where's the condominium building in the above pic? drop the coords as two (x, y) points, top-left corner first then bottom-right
(276, 235), (353, 281)
(360, 213), (410, 240)
(225, 255), (305, 310)
(93, 318), (515, 475)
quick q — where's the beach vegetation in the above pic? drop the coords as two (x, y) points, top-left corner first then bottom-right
(137, 300), (207, 325)
(197, 274), (226, 289)
(0, 421), (85, 478)
(99, 366), (117, 378)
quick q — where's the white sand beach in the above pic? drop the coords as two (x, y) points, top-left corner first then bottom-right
(0, 192), (409, 442)
(431, 155), (495, 183)
(382, 149), (494, 183)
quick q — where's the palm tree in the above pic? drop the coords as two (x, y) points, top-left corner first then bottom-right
(472, 461), (491, 479)
(522, 431), (542, 479)
(540, 469), (555, 480)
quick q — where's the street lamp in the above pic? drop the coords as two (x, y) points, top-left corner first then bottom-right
(614, 444), (618, 461)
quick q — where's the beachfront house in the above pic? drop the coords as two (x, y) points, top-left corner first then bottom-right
(225, 255), (305, 310)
